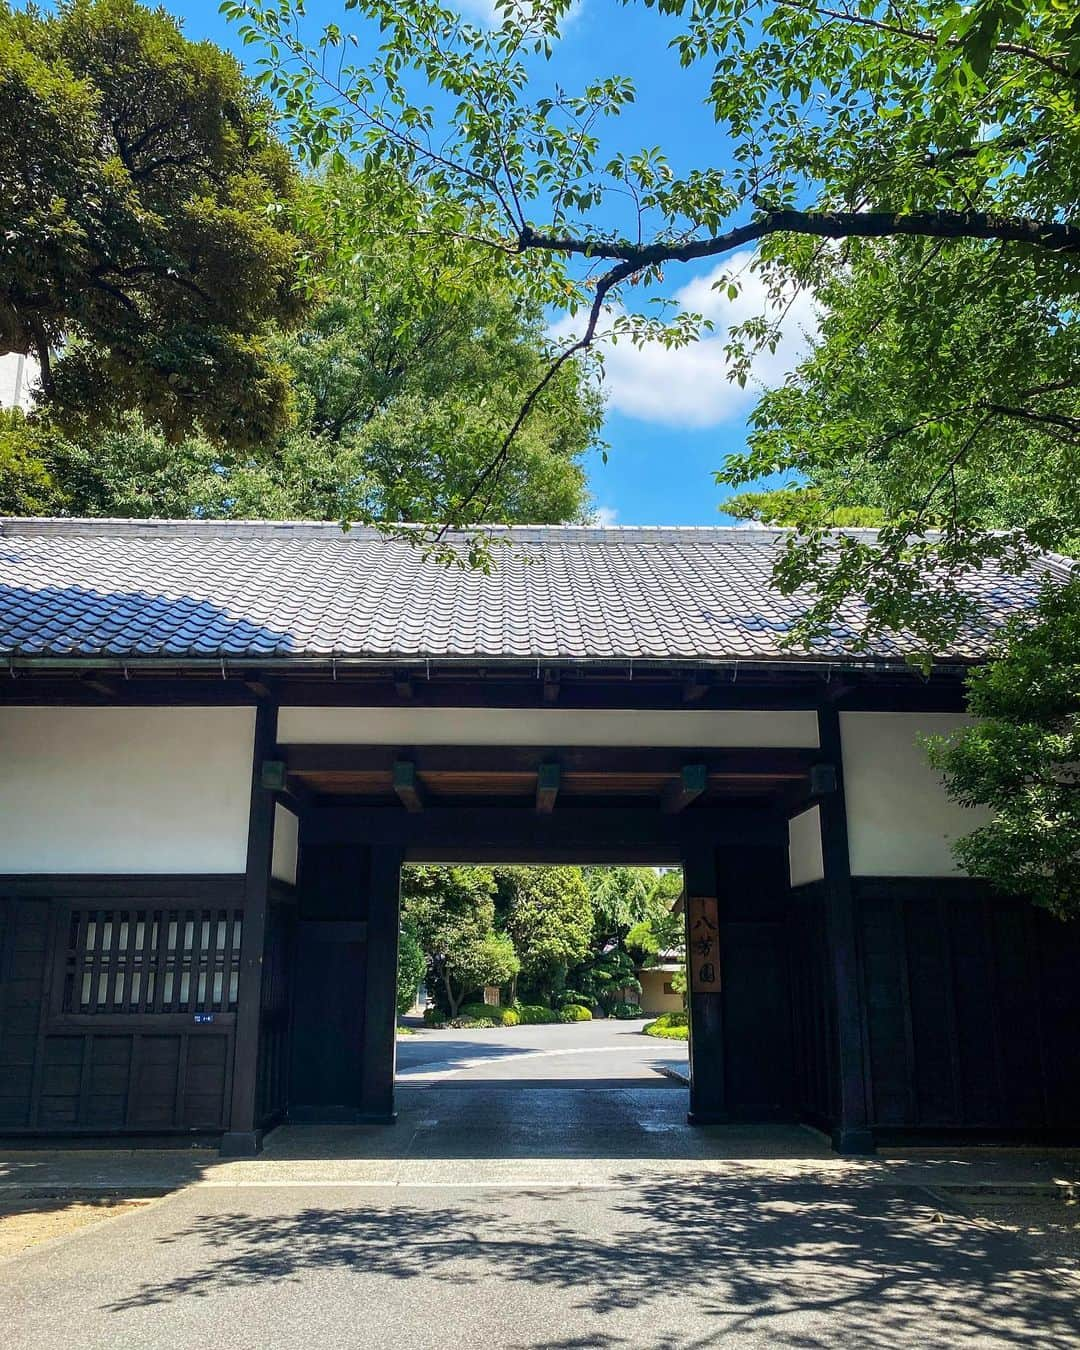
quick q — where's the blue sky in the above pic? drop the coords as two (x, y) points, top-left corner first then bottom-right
(170, 1), (806, 525)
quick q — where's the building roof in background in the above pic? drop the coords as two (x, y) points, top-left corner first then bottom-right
(0, 518), (1070, 668)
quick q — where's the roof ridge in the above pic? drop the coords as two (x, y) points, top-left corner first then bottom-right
(0, 517), (791, 544)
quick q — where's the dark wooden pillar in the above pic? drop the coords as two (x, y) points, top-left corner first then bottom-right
(359, 845), (404, 1121)
(684, 840), (726, 1124)
(817, 704), (874, 1154)
(221, 701), (277, 1157)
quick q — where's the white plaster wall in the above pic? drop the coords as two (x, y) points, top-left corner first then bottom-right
(0, 352), (37, 411)
(277, 707), (820, 748)
(271, 803), (299, 885)
(788, 805), (824, 887)
(0, 706), (255, 873)
(840, 712), (989, 877)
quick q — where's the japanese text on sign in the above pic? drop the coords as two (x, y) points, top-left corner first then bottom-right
(687, 895), (722, 992)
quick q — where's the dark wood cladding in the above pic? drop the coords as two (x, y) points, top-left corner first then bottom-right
(853, 880), (1080, 1135)
(715, 842), (796, 1121)
(256, 894), (294, 1128)
(788, 882), (838, 1130)
(0, 878), (250, 1136)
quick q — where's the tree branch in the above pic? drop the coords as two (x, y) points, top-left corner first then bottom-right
(775, 0), (1078, 81)
(519, 209), (1080, 270)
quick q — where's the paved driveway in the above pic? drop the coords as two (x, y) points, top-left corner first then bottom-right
(395, 1015), (688, 1087)
(3, 1163), (1078, 1348)
(2, 1022), (1077, 1349)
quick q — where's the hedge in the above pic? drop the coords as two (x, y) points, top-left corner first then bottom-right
(458, 1003), (521, 1027)
(558, 1003), (592, 1022)
(611, 1002), (644, 1020)
(643, 1011), (689, 1040)
(516, 1004), (560, 1025)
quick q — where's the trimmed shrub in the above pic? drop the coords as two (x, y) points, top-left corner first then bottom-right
(458, 1003), (520, 1027)
(643, 1018), (689, 1040)
(516, 1004), (560, 1025)
(648, 1011), (688, 1029)
(611, 1002), (644, 1019)
(558, 1003), (592, 1022)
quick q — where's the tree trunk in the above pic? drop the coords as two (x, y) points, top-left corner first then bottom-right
(444, 971), (461, 1018)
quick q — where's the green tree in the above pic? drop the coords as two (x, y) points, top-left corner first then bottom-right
(396, 919), (427, 1017)
(400, 865), (519, 1017)
(584, 866), (672, 949)
(718, 238), (1080, 654)
(498, 866), (593, 1006)
(2, 0), (307, 447)
(572, 948), (643, 1016)
(0, 411), (61, 513)
(2, 173), (600, 523)
(927, 579), (1080, 918)
(231, 0), (1079, 570)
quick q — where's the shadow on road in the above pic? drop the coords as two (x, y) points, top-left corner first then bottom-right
(101, 1176), (1078, 1345)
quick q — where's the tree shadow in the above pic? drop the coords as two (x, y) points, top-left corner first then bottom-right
(0, 581), (296, 657)
(102, 1175), (1079, 1345)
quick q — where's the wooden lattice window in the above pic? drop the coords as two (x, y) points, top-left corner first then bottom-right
(61, 908), (244, 1015)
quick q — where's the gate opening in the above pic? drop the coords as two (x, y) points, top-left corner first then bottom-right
(392, 864), (690, 1151)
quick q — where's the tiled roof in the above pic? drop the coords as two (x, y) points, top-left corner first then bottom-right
(0, 518), (1070, 667)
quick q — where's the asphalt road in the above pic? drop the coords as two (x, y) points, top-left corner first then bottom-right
(3, 1168), (1078, 1349)
(395, 1015), (688, 1088)
(2, 1022), (1077, 1348)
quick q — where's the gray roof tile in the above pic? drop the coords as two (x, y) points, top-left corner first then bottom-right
(0, 518), (1072, 666)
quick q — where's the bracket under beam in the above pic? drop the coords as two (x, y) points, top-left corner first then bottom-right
(536, 762), (561, 814)
(393, 760), (425, 813)
(661, 763), (708, 814)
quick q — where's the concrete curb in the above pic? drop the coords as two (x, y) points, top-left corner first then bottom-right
(923, 1180), (1079, 1203)
(656, 1064), (691, 1086)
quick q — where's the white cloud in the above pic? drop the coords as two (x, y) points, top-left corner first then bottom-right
(551, 250), (818, 429)
(453, 0), (583, 29)
(592, 505), (619, 526)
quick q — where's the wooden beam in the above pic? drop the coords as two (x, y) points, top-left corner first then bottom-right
(535, 763), (561, 814)
(542, 669), (561, 703)
(284, 744), (818, 780)
(392, 760), (425, 813)
(661, 763), (708, 814)
(393, 675), (414, 699)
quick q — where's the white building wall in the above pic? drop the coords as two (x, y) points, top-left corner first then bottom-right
(840, 712), (988, 877)
(277, 707), (820, 748)
(0, 706), (256, 873)
(788, 805), (825, 887)
(0, 352), (38, 412)
(271, 803), (299, 885)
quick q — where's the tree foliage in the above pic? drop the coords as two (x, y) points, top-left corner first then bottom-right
(1, 169), (599, 524)
(228, 0), (1079, 595)
(400, 864), (518, 1016)
(396, 918), (427, 1016)
(718, 238), (1080, 654)
(498, 866), (593, 1002)
(583, 865), (672, 949)
(2, 0), (308, 447)
(927, 579), (1080, 919)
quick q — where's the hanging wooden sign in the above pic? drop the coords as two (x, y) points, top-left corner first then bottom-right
(687, 895), (722, 993)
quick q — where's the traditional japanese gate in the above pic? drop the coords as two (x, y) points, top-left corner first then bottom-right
(2, 520), (1079, 1155)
